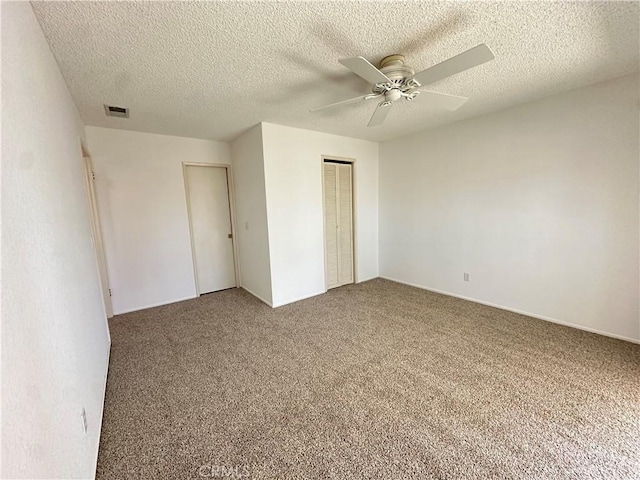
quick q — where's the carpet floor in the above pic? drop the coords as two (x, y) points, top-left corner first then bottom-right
(96, 279), (639, 479)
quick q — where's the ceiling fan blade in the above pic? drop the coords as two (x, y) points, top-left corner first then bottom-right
(409, 44), (494, 87)
(339, 57), (391, 85)
(415, 90), (469, 111)
(310, 93), (379, 112)
(368, 102), (392, 127)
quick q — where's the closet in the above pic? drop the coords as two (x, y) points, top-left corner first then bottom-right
(323, 160), (354, 289)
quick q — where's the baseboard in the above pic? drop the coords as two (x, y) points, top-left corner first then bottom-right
(379, 276), (640, 345)
(93, 340), (111, 478)
(240, 286), (273, 307)
(272, 290), (326, 308)
(356, 275), (379, 283)
(114, 295), (197, 315)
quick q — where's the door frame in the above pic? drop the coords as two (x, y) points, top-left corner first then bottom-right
(321, 155), (357, 291)
(182, 162), (240, 295)
(80, 143), (114, 319)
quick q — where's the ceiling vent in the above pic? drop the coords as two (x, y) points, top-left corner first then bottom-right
(104, 104), (129, 118)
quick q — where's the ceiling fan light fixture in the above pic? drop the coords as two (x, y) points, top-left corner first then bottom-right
(385, 89), (402, 103)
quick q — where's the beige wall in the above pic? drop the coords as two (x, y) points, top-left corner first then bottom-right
(261, 123), (379, 307)
(380, 74), (640, 342)
(1, 3), (111, 477)
(231, 125), (273, 305)
(86, 127), (231, 314)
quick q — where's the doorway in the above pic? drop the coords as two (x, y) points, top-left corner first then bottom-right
(82, 153), (113, 318)
(184, 164), (238, 295)
(323, 159), (355, 290)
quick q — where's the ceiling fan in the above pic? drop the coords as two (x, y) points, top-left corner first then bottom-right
(310, 44), (495, 127)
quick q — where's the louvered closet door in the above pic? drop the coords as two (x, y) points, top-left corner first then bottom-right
(337, 164), (354, 285)
(323, 162), (354, 290)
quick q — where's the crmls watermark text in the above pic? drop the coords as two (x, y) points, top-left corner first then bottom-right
(198, 464), (250, 478)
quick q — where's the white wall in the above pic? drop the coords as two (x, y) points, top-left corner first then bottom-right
(85, 127), (231, 314)
(231, 125), (273, 305)
(261, 123), (379, 307)
(1, 3), (111, 478)
(380, 74), (640, 342)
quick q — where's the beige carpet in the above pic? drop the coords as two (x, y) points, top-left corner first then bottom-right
(96, 279), (639, 479)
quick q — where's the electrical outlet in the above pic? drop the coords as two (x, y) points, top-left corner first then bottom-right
(463, 272), (470, 282)
(81, 407), (88, 434)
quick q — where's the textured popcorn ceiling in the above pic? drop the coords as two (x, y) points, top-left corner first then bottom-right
(31, 1), (639, 142)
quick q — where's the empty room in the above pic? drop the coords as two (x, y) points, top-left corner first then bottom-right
(2, 1), (639, 479)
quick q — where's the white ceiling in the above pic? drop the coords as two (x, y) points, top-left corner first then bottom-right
(31, 1), (639, 143)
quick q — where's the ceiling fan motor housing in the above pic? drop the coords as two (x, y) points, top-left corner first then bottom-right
(375, 54), (419, 104)
(379, 54), (415, 81)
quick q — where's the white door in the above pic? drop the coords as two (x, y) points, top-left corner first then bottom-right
(83, 156), (113, 318)
(323, 161), (354, 289)
(185, 165), (236, 294)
